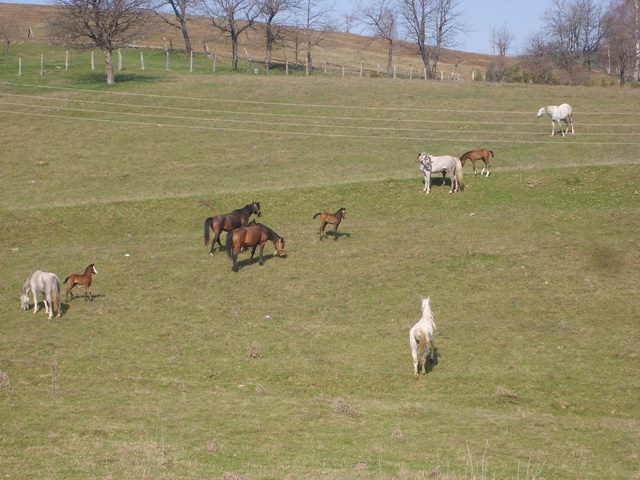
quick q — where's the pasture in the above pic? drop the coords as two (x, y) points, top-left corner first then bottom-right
(1, 64), (639, 479)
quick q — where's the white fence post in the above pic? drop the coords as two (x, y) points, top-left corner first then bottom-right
(40, 54), (44, 76)
(65, 51), (69, 71)
(118, 50), (123, 71)
(140, 51), (145, 70)
(212, 54), (217, 72)
(166, 51), (170, 71)
(91, 51), (95, 71)
(190, 51), (193, 72)
(18, 57), (22, 76)
(285, 60), (288, 75)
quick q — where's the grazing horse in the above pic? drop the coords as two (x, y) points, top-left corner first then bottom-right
(409, 297), (437, 380)
(537, 104), (574, 137)
(313, 208), (346, 241)
(20, 270), (61, 319)
(416, 153), (464, 194)
(204, 202), (262, 255)
(225, 222), (286, 272)
(460, 148), (494, 177)
(64, 264), (98, 301)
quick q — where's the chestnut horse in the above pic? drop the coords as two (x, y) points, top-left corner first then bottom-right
(225, 222), (286, 272)
(204, 202), (262, 255)
(460, 149), (494, 177)
(313, 207), (346, 241)
(64, 263), (98, 301)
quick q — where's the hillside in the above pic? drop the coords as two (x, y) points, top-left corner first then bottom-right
(0, 2), (501, 78)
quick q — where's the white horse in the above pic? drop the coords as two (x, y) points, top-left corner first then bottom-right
(416, 152), (464, 194)
(20, 270), (61, 319)
(537, 104), (574, 137)
(409, 297), (437, 379)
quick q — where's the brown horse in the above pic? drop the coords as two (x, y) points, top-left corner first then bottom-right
(313, 207), (346, 241)
(225, 223), (286, 272)
(64, 264), (98, 301)
(204, 202), (261, 255)
(460, 149), (493, 177)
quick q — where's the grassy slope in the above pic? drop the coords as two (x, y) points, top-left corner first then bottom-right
(1, 6), (640, 479)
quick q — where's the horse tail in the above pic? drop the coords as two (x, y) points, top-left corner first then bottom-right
(225, 229), (235, 260)
(63, 275), (71, 284)
(455, 158), (464, 191)
(51, 279), (61, 316)
(204, 217), (214, 246)
(417, 330), (428, 358)
(489, 150), (494, 158)
(313, 213), (321, 219)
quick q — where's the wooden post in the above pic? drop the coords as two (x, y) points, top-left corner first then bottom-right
(285, 60), (289, 75)
(393, 65), (396, 79)
(65, 51), (69, 71)
(118, 50), (123, 71)
(190, 51), (193, 73)
(166, 51), (170, 71)
(40, 54), (44, 76)
(342, 65), (345, 77)
(409, 67), (412, 80)
(424, 67), (427, 80)
(18, 57), (22, 76)
(360, 63), (363, 78)
(140, 51), (145, 70)
(91, 51), (95, 71)
(212, 54), (217, 72)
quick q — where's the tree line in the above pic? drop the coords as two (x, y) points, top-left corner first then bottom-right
(3, 0), (636, 85)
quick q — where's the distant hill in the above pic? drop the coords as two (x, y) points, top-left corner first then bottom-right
(0, 1), (504, 79)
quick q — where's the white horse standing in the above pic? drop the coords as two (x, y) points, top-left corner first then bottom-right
(409, 297), (437, 379)
(20, 270), (61, 319)
(537, 104), (574, 137)
(416, 153), (464, 194)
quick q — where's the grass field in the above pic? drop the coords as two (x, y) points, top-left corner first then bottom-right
(1, 52), (639, 479)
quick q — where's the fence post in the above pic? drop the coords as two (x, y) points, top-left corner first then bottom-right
(342, 65), (345, 77)
(118, 50), (123, 71)
(424, 67), (427, 80)
(324, 60), (327, 74)
(472, 71), (475, 81)
(440, 71), (444, 80)
(65, 51), (69, 71)
(409, 67), (412, 80)
(212, 54), (217, 72)
(140, 51), (145, 70)
(285, 60), (288, 75)
(360, 63), (363, 78)
(41, 54), (44, 76)
(166, 51), (170, 71)
(190, 51), (193, 73)
(18, 57), (22, 76)
(91, 51), (95, 71)
(393, 65), (396, 79)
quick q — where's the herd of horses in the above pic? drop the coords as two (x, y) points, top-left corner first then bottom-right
(19, 104), (574, 377)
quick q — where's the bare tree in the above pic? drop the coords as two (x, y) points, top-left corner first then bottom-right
(259, 0), (299, 68)
(429, 0), (463, 76)
(299, 0), (336, 75)
(401, 0), (433, 76)
(354, 0), (399, 75)
(0, 18), (20, 65)
(154, 0), (197, 54)
(202, 0), (261, 71)
(51, 0), (152, 84)
(606, 0), (635, 83)
(490, 23), (515, 57)
(401, 0), (462, 77)
(633, 0), (640, 81)
(542, 0), (611, 72)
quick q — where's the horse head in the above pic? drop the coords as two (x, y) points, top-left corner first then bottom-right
(275, 237), (286, 257)
(20, 291), (29, 310)
(252, 201), (262, 217)
(536, 106), (546, 118)
(420, 154), (433, 172)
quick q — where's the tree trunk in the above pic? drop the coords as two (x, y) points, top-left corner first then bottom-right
(103, 48), (115, 85)
(635, 0), (640, 82)
(386, 38), (393, 75)
(231, 32), (239, 71)
(181, 25), (192, 55)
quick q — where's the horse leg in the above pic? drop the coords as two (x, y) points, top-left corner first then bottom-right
(320, 222), (327, 239)
(66, 284), (75, 302)
(550, 120), (555, 137)
(88, 284), (93, 301)
(472, 160), (477, 177)
(333, 222), (339, 241)
(209, 232), (220, 255)
(424, 172), (431, 194)
(250, 246), (258, 259)
(32, 290), (38, 313)
(258, 243), (266, 265)
(569, 114), (574, 134)
(232, 249), (239, 272)
(411, 347), (419, 379)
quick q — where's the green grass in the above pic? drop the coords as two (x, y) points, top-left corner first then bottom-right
(1, 56), (639, 479)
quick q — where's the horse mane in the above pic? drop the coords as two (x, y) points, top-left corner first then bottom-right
(461, 151), (473, 158)
(420, 297), (434, 323)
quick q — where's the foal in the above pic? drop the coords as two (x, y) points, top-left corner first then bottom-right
(64, 263), (98, 301)
(313, 207), (346, 241)
(409, 297), (437, 380)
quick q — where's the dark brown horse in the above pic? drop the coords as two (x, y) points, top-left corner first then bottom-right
(64, 263), (98, 301)
(225, 223), (286, 272)
(313, 208), (346, 241)
(204, 202), (261, 255)
(460, 149), (494, 177)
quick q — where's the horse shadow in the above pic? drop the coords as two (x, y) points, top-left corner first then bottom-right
(422, 349), (440, 375)
(233, 253), (280, 270)
(65, 293), (106, 303)
(326, 231), (351, 240)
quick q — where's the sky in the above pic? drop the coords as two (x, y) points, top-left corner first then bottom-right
(3, 0), (552, 55)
